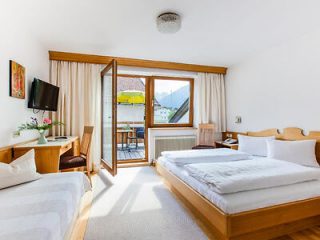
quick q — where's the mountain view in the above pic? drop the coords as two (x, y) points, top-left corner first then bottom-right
(157, 85), (189, 109)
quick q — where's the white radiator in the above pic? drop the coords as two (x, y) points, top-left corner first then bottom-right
(154, 135), (196, 160)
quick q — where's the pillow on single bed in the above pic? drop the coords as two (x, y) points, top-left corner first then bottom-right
(267, 139), (319, 168)
(238, 135), (275, 156)
(0, 149), (41, 189)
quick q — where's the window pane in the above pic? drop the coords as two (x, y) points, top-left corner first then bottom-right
(154, 79), (190, 124)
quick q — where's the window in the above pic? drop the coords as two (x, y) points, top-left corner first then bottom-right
(150, 77), (194, 127)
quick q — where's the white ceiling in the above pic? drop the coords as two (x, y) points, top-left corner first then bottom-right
(2, 0), (320, 67)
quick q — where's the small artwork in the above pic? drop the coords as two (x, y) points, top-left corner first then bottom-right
(9, 60), (25, 99)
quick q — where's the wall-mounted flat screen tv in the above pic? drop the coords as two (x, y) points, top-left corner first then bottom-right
(28, 78), (59, 111)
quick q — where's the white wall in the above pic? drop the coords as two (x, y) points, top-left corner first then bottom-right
(117, 105), (145, 123)
(226, 29), (320, 133)
(0, 15), (49, 147)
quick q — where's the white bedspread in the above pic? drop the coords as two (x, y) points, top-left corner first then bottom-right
(0, 172), (91, 240)
(158, 158), (320, 214)
(160, 148), (251, 166)
(185, 158), (320, 194)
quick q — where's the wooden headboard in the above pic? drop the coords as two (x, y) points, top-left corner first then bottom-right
(0, 138), (38, 164)
(246, 127), (320, 163)
(0, 146), (13, 164)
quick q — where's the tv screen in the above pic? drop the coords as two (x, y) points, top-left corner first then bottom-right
(28, 78), (59, 111)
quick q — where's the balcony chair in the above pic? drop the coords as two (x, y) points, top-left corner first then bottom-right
(127, 127), (145, 150)
(192, 123), (216, 149)
(59, 126), (94, 183)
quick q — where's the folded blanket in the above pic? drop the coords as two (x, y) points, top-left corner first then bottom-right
(161, 148), (251, 166)
(184, 158), (320, 194)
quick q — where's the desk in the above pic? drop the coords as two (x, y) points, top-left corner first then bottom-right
(117, 129), (133, 151)
(14, 136), (80, 173)
(215, 141), (238, 150)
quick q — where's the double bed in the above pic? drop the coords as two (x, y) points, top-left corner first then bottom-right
(156, 127), (320, 240)
(0, 147), (91, 240)
(158, 157), (320, 215)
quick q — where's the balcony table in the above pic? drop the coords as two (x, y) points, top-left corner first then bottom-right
(117, 129), (133, 150)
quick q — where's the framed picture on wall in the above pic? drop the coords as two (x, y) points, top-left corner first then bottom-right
(9, 60), (25, 99)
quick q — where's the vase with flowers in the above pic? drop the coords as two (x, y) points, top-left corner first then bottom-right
(18, 117), (63, 144)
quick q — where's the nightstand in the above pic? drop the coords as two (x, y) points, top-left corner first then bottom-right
(215, 141), (238, 150)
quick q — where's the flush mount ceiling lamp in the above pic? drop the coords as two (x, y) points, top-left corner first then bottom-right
(157, 12), (181, 34)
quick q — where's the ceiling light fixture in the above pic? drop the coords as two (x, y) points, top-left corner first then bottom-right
(157, 12), (181, 34)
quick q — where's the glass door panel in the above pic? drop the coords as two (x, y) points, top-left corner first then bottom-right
(101, 60), (117, 176)
(116, 75), (147, 162)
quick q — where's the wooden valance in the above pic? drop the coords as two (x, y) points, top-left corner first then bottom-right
(49, 51), (227, 74)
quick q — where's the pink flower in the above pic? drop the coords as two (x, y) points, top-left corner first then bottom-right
(43, 118), (52, 125)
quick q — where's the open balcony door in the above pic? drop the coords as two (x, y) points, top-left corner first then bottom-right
(101, 60), (118, 176)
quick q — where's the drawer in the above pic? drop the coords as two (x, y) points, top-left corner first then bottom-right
(60, 143), (72, 155)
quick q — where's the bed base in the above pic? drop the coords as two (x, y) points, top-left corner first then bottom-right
(156, 163), (320, 240)
(69, 190), (92, 240)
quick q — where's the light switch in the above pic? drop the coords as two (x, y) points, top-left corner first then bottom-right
(235, 116), (242, 124)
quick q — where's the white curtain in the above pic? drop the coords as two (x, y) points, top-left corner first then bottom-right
(198, 73), (226, 132)
(50, 60), (102, 171)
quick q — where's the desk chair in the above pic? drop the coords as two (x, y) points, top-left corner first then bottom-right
(59, 126), (94, 183)
(192, 123), (216, 149)
(127, 127), (144, 149)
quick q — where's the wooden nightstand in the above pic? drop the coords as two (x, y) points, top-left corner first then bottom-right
(215, 141), (238, 150)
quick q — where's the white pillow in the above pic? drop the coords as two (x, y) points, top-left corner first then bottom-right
(267, 139), (319, 168)
(0, 149), (41, 189)
(238, 135), (275, 156)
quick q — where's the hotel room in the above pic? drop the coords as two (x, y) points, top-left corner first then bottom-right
(1, 1), (320, 240)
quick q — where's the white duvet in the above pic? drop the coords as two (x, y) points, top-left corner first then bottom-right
(0, 172), (91, 240)
(184, 158), (320, 194)
(160, 148), (251, 166)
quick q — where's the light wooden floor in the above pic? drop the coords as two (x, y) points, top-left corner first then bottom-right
(272, 226), (320, 240)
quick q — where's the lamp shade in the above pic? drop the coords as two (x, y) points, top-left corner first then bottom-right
(157, 12), (181, 34)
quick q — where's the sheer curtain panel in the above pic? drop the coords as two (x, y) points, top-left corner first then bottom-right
(198, 73), (226, 132)
(50, 60), (102, 171)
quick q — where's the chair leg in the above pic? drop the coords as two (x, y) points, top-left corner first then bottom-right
(136, 138), (138, 149)
(87, 170), (92, 186)
(86, 159), (92, 186)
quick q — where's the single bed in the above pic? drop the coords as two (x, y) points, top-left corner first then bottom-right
(0, 146), (92, 240)
(156, 127), (320, 240)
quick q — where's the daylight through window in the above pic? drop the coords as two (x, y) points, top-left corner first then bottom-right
(151, 77), (193, 127)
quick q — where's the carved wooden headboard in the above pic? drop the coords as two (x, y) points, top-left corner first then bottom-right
(246, 127), (320, 163)
(0, 146), (13, 164)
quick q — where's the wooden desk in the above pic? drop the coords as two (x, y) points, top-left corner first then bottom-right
(14, 136), (80, 173)
(215, 140), (238, 150)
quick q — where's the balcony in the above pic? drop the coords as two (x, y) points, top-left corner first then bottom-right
(117, 122), (145, 161)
